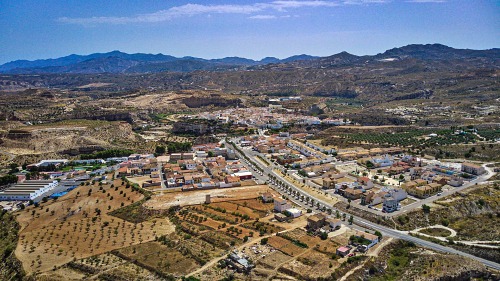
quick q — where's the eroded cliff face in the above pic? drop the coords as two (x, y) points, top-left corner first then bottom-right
(182, 96), (241, 108)
(0, 120), (141, 164)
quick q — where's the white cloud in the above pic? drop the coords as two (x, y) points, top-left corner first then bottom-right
(343, 0), (391, 4)
(271, 1), (339, 9)
(249, 14), (278, 19)
(406, 0), (446, 3)
(57, 1), (390, 25)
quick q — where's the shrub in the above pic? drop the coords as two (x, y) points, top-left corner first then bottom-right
(422, 204), (431, 213)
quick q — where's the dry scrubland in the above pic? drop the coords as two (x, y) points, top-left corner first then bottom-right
(393, 183), (500, 263)
(1, 120), (142, 164)
(15, 178), (175, 274)
(394, 184), (499, 238)
(36, 252), (160, 281)
(344, 240), (491, 281)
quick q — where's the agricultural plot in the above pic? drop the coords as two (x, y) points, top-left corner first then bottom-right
(257, 251), (291, 269)
(280, 251), (338, 280)
(200, 231), (240, 250)
(209, 201), (263, 219)
(331, 129), (478, 147)
(477, 129), (500, 141)
(267, 236), (307, 257)
(15, 178), (175, 274)
(241, 221), (285, 236)
(268, 236), (291, 250)
(314, 239), (342, 256)
(283, 228), (322, 248)
(178, 212), (224, 231)
(279, 241), (308, 257)
(186, 205), (246, 224)
(179, 234), (227, 263)
(115, 241), (199, 276)
(234, 198), (275, 212)
(167, 198), (285, 264)
(40, 252), (159, 281)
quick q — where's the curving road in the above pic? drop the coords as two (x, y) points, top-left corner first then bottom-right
(226, 139), (500, 271)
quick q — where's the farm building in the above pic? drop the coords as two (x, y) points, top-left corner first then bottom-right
(285, 208), (302, 218)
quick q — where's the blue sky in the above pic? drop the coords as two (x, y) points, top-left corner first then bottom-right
(0, 0), (499, 63)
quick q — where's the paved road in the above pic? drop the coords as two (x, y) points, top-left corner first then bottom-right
(157, 162), (166, 189)
(227, 139), (500, 271)
(396, 163), (494, 215)
(357, 219), (500, 271)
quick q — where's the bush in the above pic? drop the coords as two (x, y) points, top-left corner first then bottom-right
(422, 204), (431, 213)
(261, 238), (268, 245)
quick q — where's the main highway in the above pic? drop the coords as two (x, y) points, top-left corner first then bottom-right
(225, 139), (500, 271)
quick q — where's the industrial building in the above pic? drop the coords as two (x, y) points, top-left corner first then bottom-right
(0, 180), (58, 201)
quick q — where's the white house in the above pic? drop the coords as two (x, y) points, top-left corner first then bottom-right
(285, 208), (302, 218)
(388, 188), (407, 201)
(274, 198), (291, 212)
(358, 177), (374, 189)
(326, 217), (342, 229)
(370, 155), (394, 168)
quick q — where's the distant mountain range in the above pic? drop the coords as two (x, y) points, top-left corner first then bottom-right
(1, 44), (498, 74)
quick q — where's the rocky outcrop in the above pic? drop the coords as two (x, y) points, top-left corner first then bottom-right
(6, 129), (31, 139)
(182, 96), (241, 108)
(172, 120), (215, 135)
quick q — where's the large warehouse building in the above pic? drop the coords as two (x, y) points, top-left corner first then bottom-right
(0, 180), (58, 201)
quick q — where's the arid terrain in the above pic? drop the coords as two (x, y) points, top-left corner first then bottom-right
(0, 44), (498, 281)
(15, 177), (175, 274)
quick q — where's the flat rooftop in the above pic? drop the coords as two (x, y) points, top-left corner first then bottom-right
(0, 192), (34, 196)
(7, 186), (45, 190)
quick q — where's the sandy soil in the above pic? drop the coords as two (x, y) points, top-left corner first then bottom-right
(126, 175), (153, 187)
(144, 185), (275, 208)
